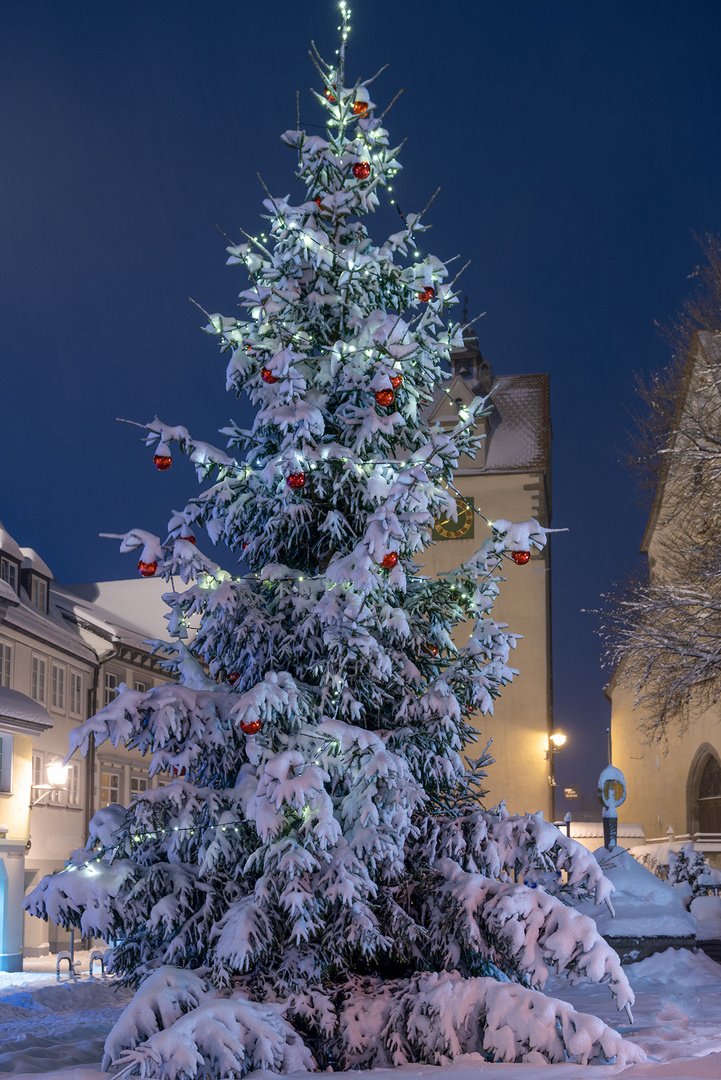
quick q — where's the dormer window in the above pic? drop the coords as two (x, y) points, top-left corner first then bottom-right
(30, 575), (48, 613)
(1, 557), (18, 594)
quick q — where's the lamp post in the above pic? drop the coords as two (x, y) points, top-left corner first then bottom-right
(546, 731), (567, 821)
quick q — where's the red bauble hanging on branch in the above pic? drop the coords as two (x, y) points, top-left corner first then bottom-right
(352, 161), (371, 180)
(179, 534), (196, 546)
(241, 719), (262, 735)
(287, 472), (306, 490)
(138, 560), (158, 578)
(375, 389), (395, 407)
(352, 100), (368, 116)
(261, 368), (279, 384)
(153, 453), (172, 471)
(511, 550), (531, 565)
(227, 672), (240, 686)
(324, 87), (337, 103)
(390, 373), (403, 389)
(418, 286), (435, 303)
(381, 552), (399, 569)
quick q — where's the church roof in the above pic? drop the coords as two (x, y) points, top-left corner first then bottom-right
(427, 372), (551, 473)
(484, 373), (551, 472)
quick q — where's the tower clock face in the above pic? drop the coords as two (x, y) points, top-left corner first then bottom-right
(433, 497), (475, 541)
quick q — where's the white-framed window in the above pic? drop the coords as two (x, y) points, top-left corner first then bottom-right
(65, 762), (80, 807)
(31, 656), (47, 703)
(32, 751), (44, 790)
(104, 672), (120, 706)
(100, 768), (121, 807)
(0, 641), (11, 688)
(134, 679), (149, 693)
(51, 663), (65, 710)
(30, 576), (47, 612)
(69, 671), (83, 715)
(0, 734), (13, 793)
(130, 774), (148, 800)
(0, 557), (17, 592)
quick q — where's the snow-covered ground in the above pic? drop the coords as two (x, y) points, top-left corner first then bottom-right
(1, 948), (719, 1080)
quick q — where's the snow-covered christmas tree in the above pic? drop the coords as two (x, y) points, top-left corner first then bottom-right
(27, 8), (645, 1074)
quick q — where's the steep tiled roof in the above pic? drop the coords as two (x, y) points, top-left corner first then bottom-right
(484, 373), (551, 472)
(426, 372), (551, 473)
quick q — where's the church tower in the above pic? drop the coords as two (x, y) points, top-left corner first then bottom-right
(423, 325), (555, 818)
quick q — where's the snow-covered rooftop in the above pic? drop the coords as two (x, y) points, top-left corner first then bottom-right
(56, 578), (171, 650)
(570, 821), (645, 839)
(21, 547), (55, 579)
(0, 520), (24, 562)
(0, 685), (53, 731)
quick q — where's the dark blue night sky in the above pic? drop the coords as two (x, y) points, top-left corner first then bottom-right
(2, 1), (721, 810)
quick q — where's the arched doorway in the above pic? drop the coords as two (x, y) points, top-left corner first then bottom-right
(697, 755), (721, 835)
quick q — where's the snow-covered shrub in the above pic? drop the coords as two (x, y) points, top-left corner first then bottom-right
(630, 841), (721, 907)
(25, 12), (644, 1076)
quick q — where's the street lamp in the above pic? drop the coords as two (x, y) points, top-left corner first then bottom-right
(31, 760), (69, 806)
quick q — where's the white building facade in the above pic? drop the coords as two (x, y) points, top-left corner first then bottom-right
(0, 520), (174, 966)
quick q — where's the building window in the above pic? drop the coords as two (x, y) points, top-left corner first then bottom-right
(51, 664), (65, 711)
(0, 641), (11, 688)
(130, 775), (148, 799)
(104, 672), (120, 706)
(66, 762), (80, 807)
(0, 558), (17, 592)
(69, 671), (83, 715)
(134, 680), (149, 693)
(698, 755), (721, 835)
(100, 769), (121, 807)
(32, 751), (43, 791)
(31, 656), (47, 703)
(0, 734), (12, 792)
(30, 576), (47, 613)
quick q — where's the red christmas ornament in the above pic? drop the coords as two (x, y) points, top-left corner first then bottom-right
(418, 286), (435, 303)
(381, 552), (399, 569)
(179, 534), (196, 546)
(375, 389), (395, 407)
(352, 100), (368, 116)
(287, 472), (306, 490)
(324, 87), (337, 103)
(241, 719), (262, 735)
(138, 560), (157, 578)
(423, 644), (439, 657)
(227, 672), (240, 685)
(314, 197), (322, 206)
(153, 454), (172, 471)
(511, 550), (531, 565)
(390, 373), (403, 389)
(352, 161), (371, 180)
(261, 368), (279, 384)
